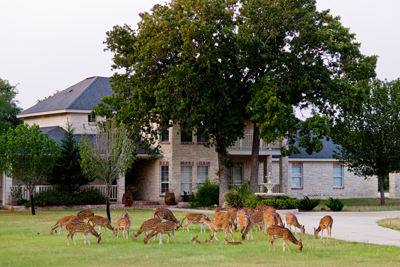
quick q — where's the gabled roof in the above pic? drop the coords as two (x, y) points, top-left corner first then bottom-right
(18, 76), (113, 117)
(289, 138), (339, 159)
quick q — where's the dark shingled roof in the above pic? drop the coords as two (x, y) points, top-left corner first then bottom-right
(289, 138), (339, 159)
(19, 77), (113, 115)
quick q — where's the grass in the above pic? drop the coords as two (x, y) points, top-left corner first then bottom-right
(377, 217), (400, 231)
(314, 198), (400, 212)
(1, 209), (400, 267)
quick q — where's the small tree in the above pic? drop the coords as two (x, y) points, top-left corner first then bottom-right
(332, 79), (400, 205)
(0, 78), (23, 135)
(79, 118), (136, 222)
(0, 124), (60, 215)
(47, 120), (93, 193)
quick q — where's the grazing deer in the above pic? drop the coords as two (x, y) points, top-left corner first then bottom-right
(199, 217), (235, 242)
(265, 207), (277, 213)
(256, 204), (271, 213)
(50, 215), (78, 235)
(224, 238), (243, 245)
(191, 235), (201, 244)
(267, 225), (303, 252)
(214, 209), (237, 231)
(242, 207), (255, 216)
(121, 212), (130, 220)
(249, 210), (264, 234)
(154, 207), (180, 226)
(132, 217), (162, 241)
(241, 216), (254, 241)
(236, 210), (253, 240)
(202, 235), (214, 243)
(285, 213), (305, 234)
(263, 212), (278, 232)
(227, 208), (238, 223)
(77, 210), (94, 222)
(115, 217), (131, 239)
(143, 221), (179, 245)
(87, 216), (115, 234)
(181, 213), (209, 232)
(274, 212), (284, 226)
(314, 216), (333, 239)
(66, 221), (101, 246)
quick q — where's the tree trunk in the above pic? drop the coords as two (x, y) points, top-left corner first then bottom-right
(379, 174), (386, 206)
(29, 190), (35, 216)
(250, 124), (260, 192)
(216, 138), (229, 207)
(106, 198), (111, 222)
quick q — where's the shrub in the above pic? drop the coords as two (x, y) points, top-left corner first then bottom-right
(189, 179), (219, 208)
(296, 196), (321, 211)
(225, 182), (253, 208)
(244, 196), (298, 209)
(33, 187), (106, 206)
(325, 197), (345, 211)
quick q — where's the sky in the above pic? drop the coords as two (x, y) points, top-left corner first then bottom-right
(1, 0), (399, 111)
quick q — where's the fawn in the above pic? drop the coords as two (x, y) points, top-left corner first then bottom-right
(267, 225), (303, 252)
(181, 213), (209, 232)
(249, 210), (264, 234)
(50, 215), (78, 235)
(263, 211), (278, 232)
(199, 217), (235, 242)
(87, 216), (115, 234)
(285, 213), (305, 234)
(66, 221), (101, 246)
(314, 215), (333, 239)
(143, 220), (179, 245)
(224, 238), (243, 245)
(202, 234), (214, 243)
(115, 217), (131, 239)
(154, 208), (181, 226)
(77, 210), (94, 222)
(191, 235), (201, 244)
(132, 217), (162, 241)
(214, 209), (237, 231)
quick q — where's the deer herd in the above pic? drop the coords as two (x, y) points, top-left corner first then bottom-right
(50, 206), (334, 252)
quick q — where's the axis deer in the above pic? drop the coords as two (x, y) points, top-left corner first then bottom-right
(249, 210), (264, 234)
(274, 212), (284, 226)
(132, 217), (162, 241)
(224, 238), (243, 245)
(66, 221), (101, 246)
(50, 215), (78, 235)
(267, 225), (303, 252)
(199, 217), (235, 242)
(202, 235), (214, 243)
(154, 208), (180, 226)
(285, 213), (305, 234)
(181, 213), (209, 232)
(115, 217), (131, 239)
(263, 212), (278, 232)
(87, 216), (115, 234)
(121, 212), (130, 220)
(256, 204), (271, 213)
(214, 209), (237, 231)
(241, 216), (254, 241)
(236, 210), (254, 240)
(227, 208), (238, 223)
(77, 210), (94, 222)
(191, 235), (201, 244)
(314, 216), (333, 239)
(242, 207), (255, 216)
(143, 221), (179, 245)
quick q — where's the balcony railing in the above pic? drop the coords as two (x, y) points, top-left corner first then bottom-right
(11, 185), (118, 201)
(228, 134), (281, 151)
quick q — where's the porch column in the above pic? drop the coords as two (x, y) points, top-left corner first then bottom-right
(279, 155), (289, 194)
(117, 174), (125, 203)
(3, 172), (13, 205)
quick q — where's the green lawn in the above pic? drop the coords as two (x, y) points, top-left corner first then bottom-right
(316, 198), (400, 212)
(1, 209), (400, 267)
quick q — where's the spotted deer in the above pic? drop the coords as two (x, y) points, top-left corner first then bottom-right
(227, 208), (238, 223)
(202, 234), (214, 243)
(191, 235), (201, 244)
(240, 216), (254, 241)
(214, 209), (237, 231)
(87, 216), (115, 234)
(242, 207), (255, 216)
(132, 217), (162, 241)
(314, 215), (333, 239)
(77, 210), (94, 222)
(66, 221), (101, 246)
(115, 217), (131, 239)
(236, 210), (253, 240)
(263, 211), (278, 232)
(50, 215), (78, 235)
(256, 204), (271, 213)
(224, 238), (243, 245)
(267, 225), (303, 252)
(285, 213), (305, 234)
(121, 212), (130, 220)
(199, 217), (235, 242)
(249, 210), (264, 234)
(154, 208), (180, 226)
(143, 220), (179, 245)
(274, 212), (284, 226)
(181, 213), (209, 232)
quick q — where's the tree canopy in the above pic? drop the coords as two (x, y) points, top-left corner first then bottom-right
(332, 79), (400, 205)
(0, 78), (22, 135)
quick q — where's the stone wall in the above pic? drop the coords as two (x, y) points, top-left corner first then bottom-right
(389, 173), (400, 199)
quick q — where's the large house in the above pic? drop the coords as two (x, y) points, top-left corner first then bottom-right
(1, 76), (379, 205)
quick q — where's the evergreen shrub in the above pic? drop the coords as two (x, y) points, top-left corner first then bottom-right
(33, 187), (106, 206)
(325, 197), (345, 211)
(189, 179), (219, 208)
(244, 196), (298, 209)
(296, 196), (321, 210)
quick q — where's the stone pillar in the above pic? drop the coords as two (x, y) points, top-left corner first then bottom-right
(389, 173), (400, 199)
(117, 174), (125, 203)
(4, 173), (13, 205)
(279, 156), (289, 194)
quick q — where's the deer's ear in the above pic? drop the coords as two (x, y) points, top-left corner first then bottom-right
(313, 227), (316, 231)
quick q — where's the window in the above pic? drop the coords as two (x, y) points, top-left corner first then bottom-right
(197, 134), (207, 143)
(181, 166), (193, 194)
(292, 165), (302, 188)
(181, 131), (192, 142)
(197, 166), (209, 183)
(333, 165), (343, 187)
(160, 130), (169, 142)
(160, 166), (169, 195)
(229, 164), (243, 185)
(88, 114), (96, 123)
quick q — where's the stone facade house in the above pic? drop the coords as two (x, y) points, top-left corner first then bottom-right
(1, 77), (379, 205)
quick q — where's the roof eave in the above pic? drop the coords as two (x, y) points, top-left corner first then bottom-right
(17, 109), (93, 118)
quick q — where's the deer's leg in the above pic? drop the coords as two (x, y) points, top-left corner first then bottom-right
(159, 234), (162, 245)
(283, 240), (290, 252)
(172, 232), (176, 242)
(72, 232), (76, 245)
(67, 232), (71, 246)
(228, 230), (234, 242)
(167, 233), (171, 243)
(213, 231), (219, 241)
(321, 228), (324, 239)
